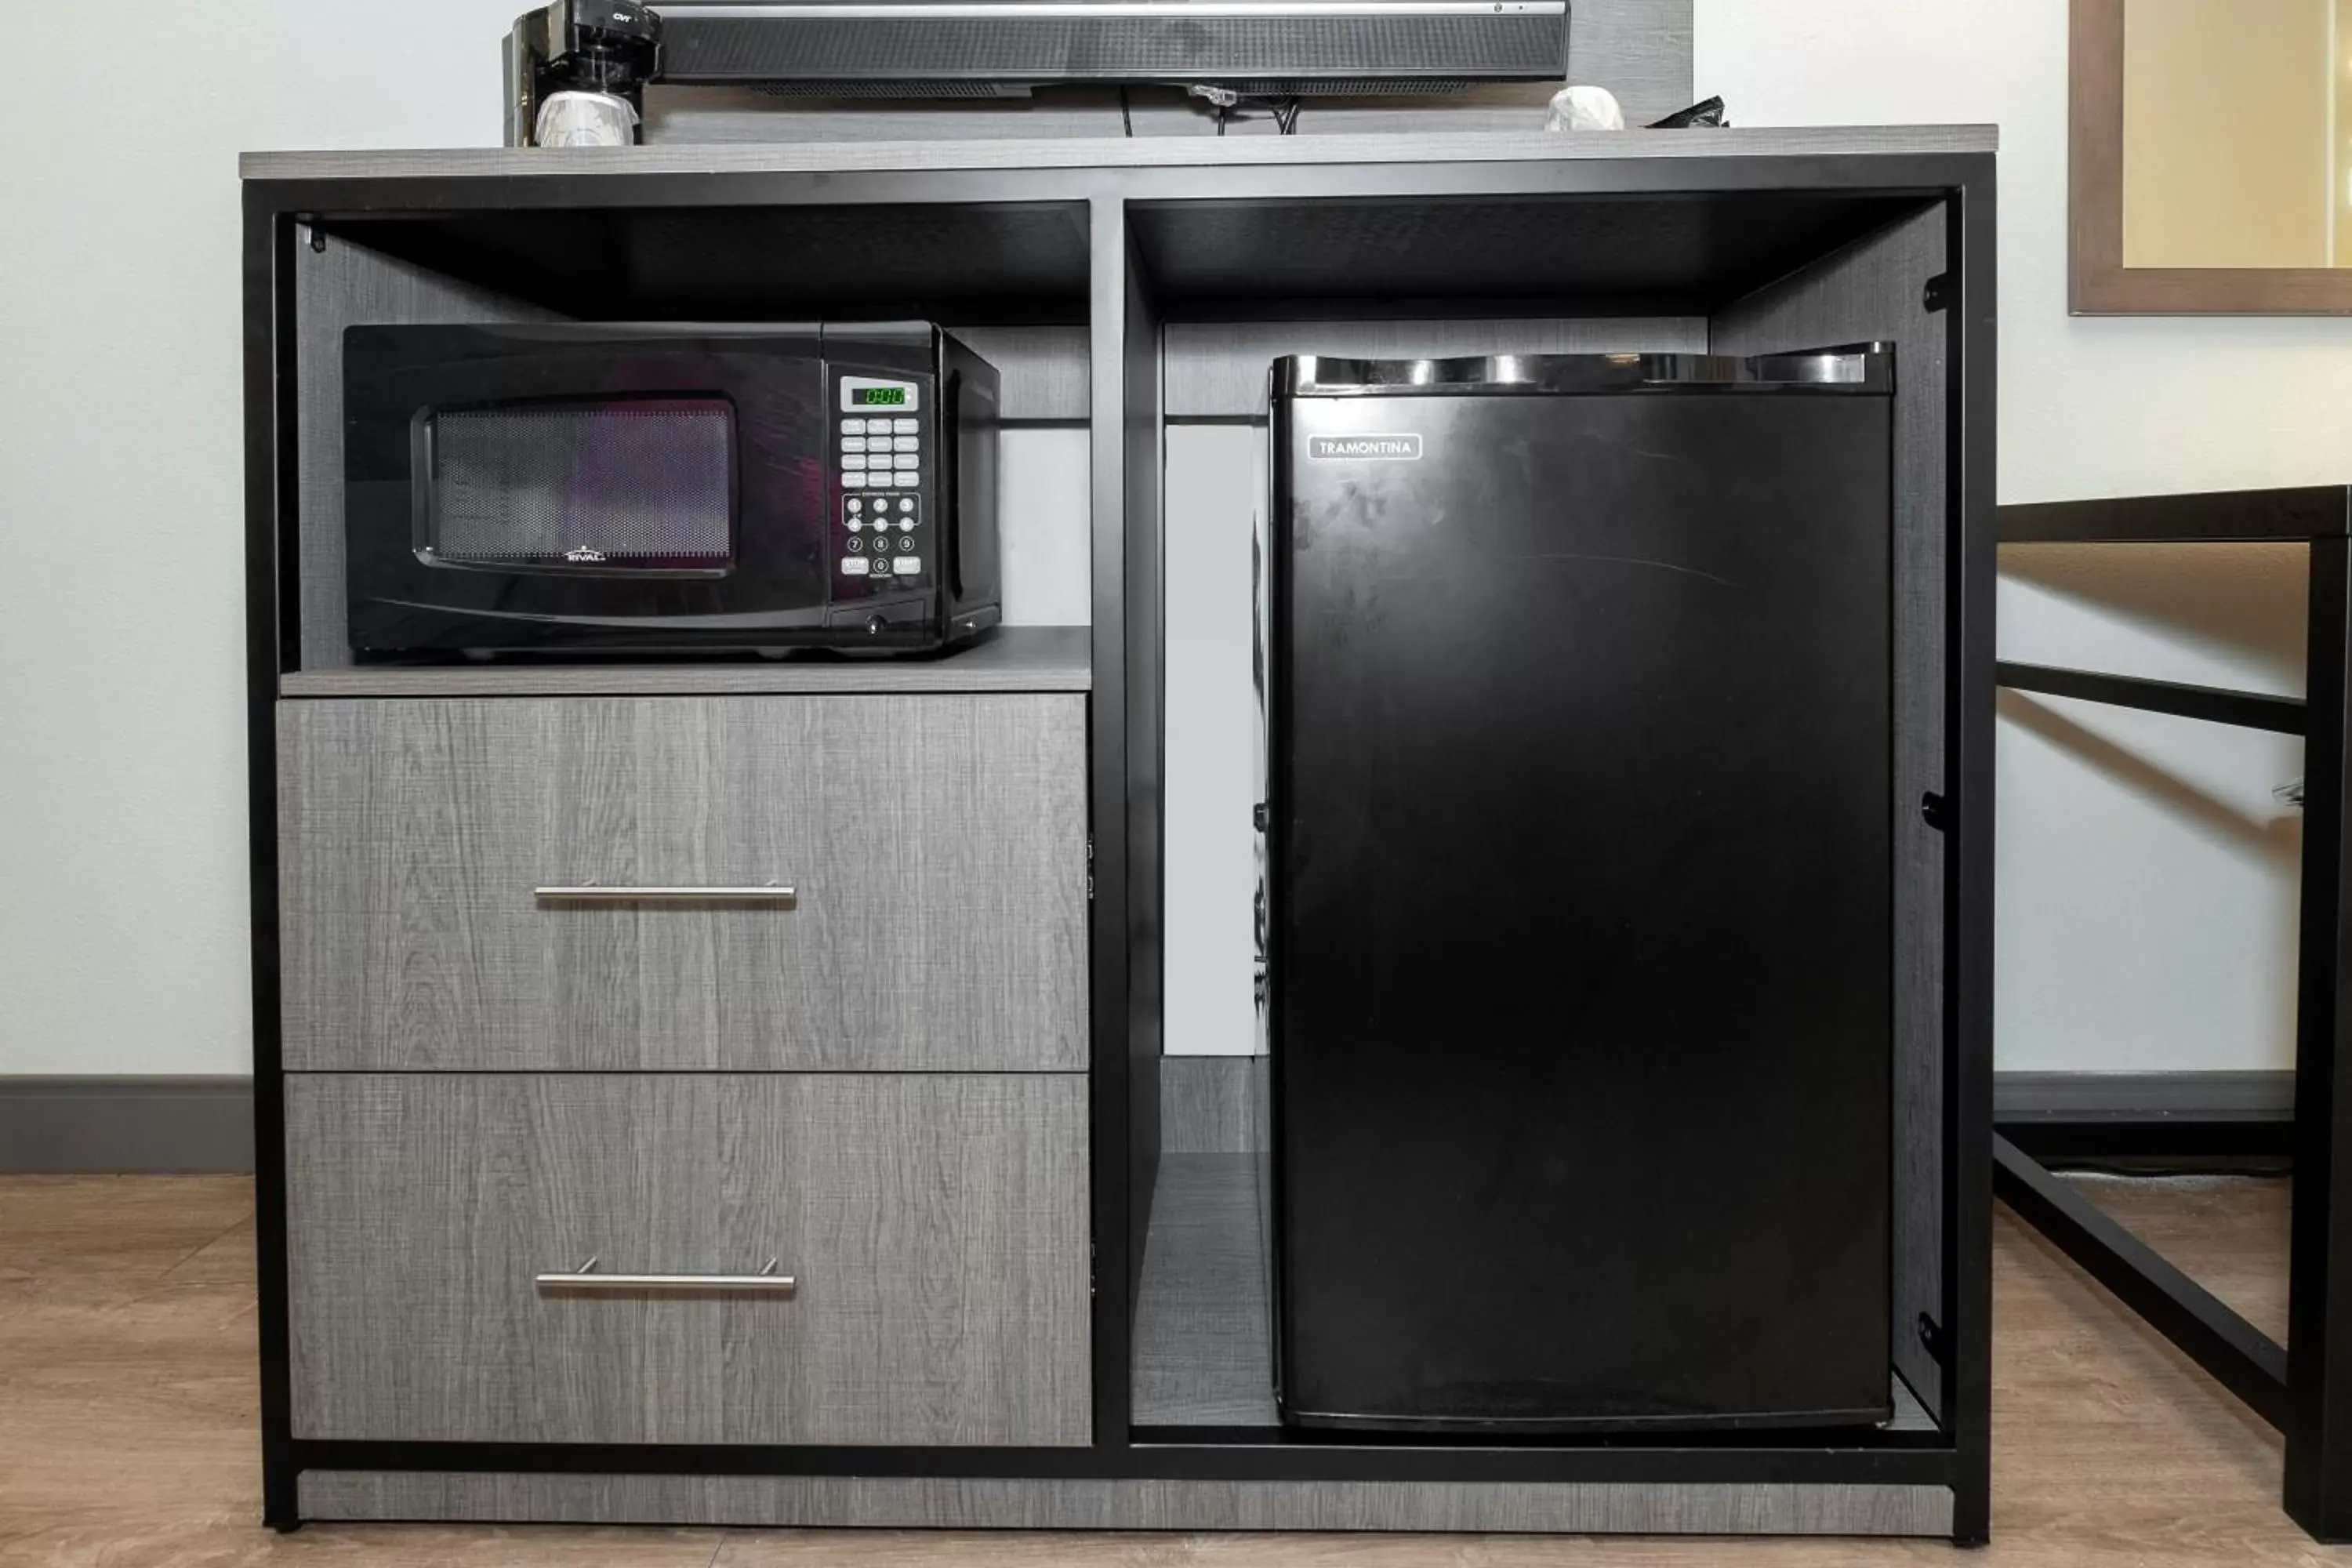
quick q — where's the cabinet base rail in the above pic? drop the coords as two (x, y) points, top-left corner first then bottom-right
(289, 1468), (1962, 1538)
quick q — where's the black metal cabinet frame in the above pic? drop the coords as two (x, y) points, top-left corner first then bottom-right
(1995, 486), (2352, 1541)
(241, 136), (1998, 1540)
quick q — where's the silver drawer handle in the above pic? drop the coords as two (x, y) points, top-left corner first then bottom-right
(536, 1255), (797, 1294)
(535, 884), (797, 906)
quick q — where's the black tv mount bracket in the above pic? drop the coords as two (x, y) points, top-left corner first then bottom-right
(505, 1), (1573, 147)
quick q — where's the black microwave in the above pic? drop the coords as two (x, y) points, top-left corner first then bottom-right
(342, 321), (1000, 658)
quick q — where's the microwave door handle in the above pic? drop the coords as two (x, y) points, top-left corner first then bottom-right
(939, 367), (960, 601)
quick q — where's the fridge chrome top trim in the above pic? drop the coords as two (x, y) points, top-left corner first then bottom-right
(1272, 347), (1896, 397)
(657, 2), (1564, 17)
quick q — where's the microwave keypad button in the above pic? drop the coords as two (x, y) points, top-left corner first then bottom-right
(900, 555), (923, 575)
(891, 435), (920, 453)
(846, 535), (865, 553)
(891, 418), (920, 434)
(841, 436), (869, 452)
(846, 497), (862, 513)
(845, 520), (862, 533)
(840, 556), (869, 575)
(842, 418), (867, 434)
(896, 535), (914, 552)
(898, 499), (915, 514)
(873, 557), (895, 576)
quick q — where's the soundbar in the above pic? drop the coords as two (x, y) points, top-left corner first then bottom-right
(507, 1), (1570, 142)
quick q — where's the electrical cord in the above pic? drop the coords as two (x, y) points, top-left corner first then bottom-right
(1119, 85), (1133, 136)
(1187, 84), (1301, 136)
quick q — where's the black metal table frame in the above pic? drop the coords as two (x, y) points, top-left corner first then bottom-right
(241, 144), (1998, 1541)
(1994, 485), (2352, 1540)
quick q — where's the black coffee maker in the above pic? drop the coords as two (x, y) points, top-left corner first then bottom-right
(509, 2), (663, 147)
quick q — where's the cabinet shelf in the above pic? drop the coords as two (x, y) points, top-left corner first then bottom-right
(278, 626), (1092, 698)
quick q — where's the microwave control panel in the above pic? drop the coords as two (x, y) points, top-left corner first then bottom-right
(835, 375), (926, 590)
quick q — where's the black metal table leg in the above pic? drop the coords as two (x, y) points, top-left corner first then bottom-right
(2287, 535), (2352, 1541)
(1994, 488), (2352, 1544)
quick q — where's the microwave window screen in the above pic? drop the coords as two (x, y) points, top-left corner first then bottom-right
(426, 401), (734, 567)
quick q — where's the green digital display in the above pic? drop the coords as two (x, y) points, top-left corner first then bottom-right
(853, 386), (909, 406)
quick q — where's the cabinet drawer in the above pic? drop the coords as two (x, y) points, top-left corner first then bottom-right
(286, 1073), (1091, 1446)
(278, 695), (1087, 1070)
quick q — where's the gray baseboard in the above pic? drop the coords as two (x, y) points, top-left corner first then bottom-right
(0, 1076), (255, 1174)
(1160, 1058), (2299, 1154)
(0, 1066), (2294, 1174)
(1993, 1070), (2293, 1122)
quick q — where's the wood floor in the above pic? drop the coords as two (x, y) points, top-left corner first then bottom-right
(0, 1171), (2337, 1566)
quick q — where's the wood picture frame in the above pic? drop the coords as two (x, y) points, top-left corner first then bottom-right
(2072, 0), (2352, 314)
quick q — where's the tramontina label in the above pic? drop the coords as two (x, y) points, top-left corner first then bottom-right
(1307, 434), (1422, 461)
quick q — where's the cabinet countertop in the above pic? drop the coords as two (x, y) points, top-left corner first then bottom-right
(241, 125), (1998, 185)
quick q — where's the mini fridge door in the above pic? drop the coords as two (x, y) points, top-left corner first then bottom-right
(1264, 350), (1897, 1433)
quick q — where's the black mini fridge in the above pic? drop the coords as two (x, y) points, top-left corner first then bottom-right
(1260, 347), (1896, 1433)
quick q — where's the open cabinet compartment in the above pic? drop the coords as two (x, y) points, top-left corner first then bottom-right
(1110, 183), (1976, 1454)
(280, 197), (1097, 674)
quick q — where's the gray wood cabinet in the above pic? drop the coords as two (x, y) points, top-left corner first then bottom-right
(246, 130), (1997, 1540)
(277, 695), (1087, 1072)
(285, 1073), (1092, 1446)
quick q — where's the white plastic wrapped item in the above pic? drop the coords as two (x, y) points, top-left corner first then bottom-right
(535, 90), (641, 149)
(1544, 85), (1625, 132)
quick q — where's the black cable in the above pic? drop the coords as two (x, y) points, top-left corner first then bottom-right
(1118, 85), (1133, 137)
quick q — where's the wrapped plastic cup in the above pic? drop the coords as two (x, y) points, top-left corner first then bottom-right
(536, 90), (641, 148)
(1544, 85), (1625, 132)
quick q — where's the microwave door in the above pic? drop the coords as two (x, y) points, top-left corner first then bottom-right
(344, 329), (833, 654)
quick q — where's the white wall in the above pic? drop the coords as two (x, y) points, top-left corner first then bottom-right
(1698, 0), (2347, 1073)
(0, 3), (506, 1075)
(2, 0), (2339, 1076)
